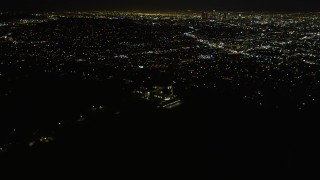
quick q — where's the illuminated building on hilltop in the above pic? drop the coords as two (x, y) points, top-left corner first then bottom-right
(133, 85), (182, 109)
(134, 85), (175, 101)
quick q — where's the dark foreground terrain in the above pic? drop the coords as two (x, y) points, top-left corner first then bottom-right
(1, 74), (317, 179)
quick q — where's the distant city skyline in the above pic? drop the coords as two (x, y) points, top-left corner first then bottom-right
(1, 0), (320, 12)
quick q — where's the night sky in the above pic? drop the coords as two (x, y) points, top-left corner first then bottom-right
(1, 0), (320, 11)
